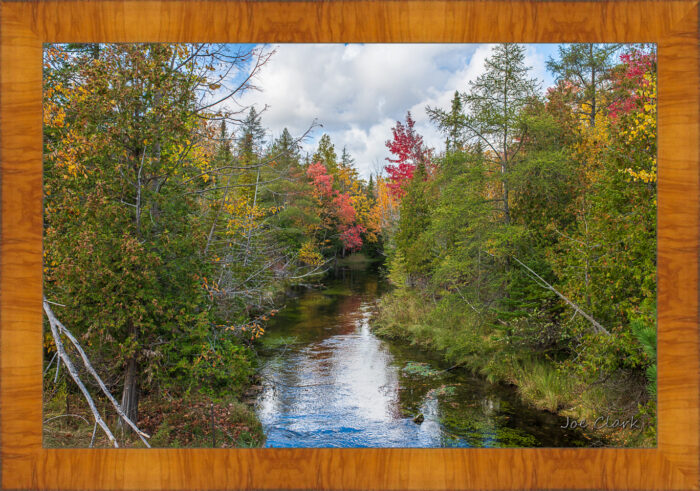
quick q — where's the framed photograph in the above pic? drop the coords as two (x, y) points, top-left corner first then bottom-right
(1, 1), (698, 489)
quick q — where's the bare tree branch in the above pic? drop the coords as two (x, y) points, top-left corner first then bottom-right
(43, 299), (152, 447)
(43, 300), (119, 447)
(509, 256), (610, 336)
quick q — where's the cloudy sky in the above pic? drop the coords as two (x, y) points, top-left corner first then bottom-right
(222, 44), (559, 178)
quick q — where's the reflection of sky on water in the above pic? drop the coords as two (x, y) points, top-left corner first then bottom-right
(256, 269), (589, 448)
(258, 304), (446, 447)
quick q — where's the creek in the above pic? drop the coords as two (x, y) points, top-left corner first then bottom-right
(255, 264), (588, 448)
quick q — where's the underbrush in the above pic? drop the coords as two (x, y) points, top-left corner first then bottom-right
(373, 288), (656, 447)
(43, 380), (265, 448)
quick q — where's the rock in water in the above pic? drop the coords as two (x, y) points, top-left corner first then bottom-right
(413, 413), (425, 424)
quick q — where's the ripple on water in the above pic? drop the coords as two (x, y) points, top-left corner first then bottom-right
(256, 267), (588, 448)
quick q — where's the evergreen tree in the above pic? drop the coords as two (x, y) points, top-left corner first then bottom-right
(430, 44), (540, 225)
(367, 174), (376, 204)
(44, 44), (226, 428)
(463, 43), (540, 225)
(237, 107), (266, 159)
(429, 91), (465, 153)
(546, 43), (620, 127)
(312, 134), (338, 173)
(271, 127), (301, 168)
(216, 120), (232, 161)
(395, 161), (432, 285)
(236, 107), (266, 198)
(340, 146), (355, 169)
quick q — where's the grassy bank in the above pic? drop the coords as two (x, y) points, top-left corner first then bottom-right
(373, 288), (655, 447)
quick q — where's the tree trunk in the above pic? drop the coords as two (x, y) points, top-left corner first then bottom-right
(118, 356), (139, 433)
(243, 168), (261, 266)
(590, 44), (596, 128)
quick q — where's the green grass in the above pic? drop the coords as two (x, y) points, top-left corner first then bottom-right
(373, 288), (655, 446)
(511, 357), (574, 412)
(402, 361), (442, 378)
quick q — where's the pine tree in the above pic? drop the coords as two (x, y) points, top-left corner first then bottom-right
(428, 91), (465, 153)
(340, 146), (355, 169)
(461, 43), (540, 225)
(236, 107), (265, 198)
(216, 120), (232, 161)
(272, 127), (300, 167)
(312, 134), (338, 173)
(367, 174), (376, 204)
(546, 43), (620, 128)
(237, 107), (265, 159)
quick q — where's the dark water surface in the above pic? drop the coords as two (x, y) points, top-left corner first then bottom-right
(255, 265), (588, 448)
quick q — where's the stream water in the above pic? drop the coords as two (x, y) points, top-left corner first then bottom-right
(255, 264), (589, 448)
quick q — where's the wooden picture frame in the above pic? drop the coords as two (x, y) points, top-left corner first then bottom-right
(1, 1), (698, 489)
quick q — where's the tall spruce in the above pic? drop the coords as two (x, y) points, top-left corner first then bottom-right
(546, 44), (620, 128)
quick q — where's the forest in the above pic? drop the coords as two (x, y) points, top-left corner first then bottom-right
(43, 43), (657, 448)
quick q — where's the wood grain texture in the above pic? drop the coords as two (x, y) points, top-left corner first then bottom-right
(1, 1), (698, 489)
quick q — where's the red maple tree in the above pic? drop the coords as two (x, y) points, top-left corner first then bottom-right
(384, 112), (431, 198)
(306, 161), (365, 251)
(609, 49), (656, 120)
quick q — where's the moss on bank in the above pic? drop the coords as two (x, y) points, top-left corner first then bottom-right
(373, 288), (656, 447)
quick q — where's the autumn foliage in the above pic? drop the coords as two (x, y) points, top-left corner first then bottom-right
(384, 112), (431, 198)
(306, 161), (370, 252)
(377, 44), (658, 446)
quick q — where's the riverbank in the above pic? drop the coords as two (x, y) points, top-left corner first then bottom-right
(372, 288), (656, 447)
(43, 384), (265, 448)
(252, 266), (592, 448)
(42, 259), (331, 448)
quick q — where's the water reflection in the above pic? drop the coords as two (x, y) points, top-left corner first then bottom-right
(256, 267), (587, 448)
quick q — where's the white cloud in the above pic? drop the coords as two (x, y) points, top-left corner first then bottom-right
(222, 43), (556, 178)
